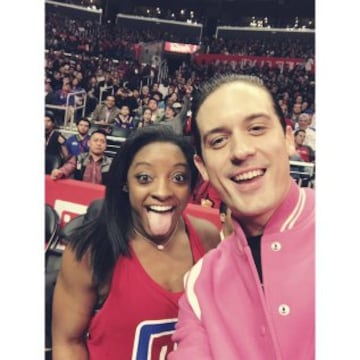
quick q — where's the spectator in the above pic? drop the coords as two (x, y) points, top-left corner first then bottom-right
(111, 105), (135, 129)
(45, 110), (69, 173)
(289, 102), (302, 125)
(169, 74), (314, 359)
(115, 87), (139, 114)
(136, 107), (153, 128)
(49, 80), (76, 126)
(158, 95), (191, 136)
(219, 201), (233, 241)
(51, 126), (220, 359)
(50, 129), (112, 185)
(296, 112), (316, 151)
(148, 97), (164, 123)
(294, 129), (315, 163)
(90, 95), (121, 125)
(85, 76), (100, 114)
(64, 118), (91, 156)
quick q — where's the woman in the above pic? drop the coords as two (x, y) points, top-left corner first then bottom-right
(52, 126), (220, 359)
(136, 106), (153, 128)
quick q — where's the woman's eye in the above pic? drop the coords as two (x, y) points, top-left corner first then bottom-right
(172, 173), (187, 183)
(136, 174), (152, 184)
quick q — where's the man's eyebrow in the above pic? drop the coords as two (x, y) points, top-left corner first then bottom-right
(202, 113), (271, 142)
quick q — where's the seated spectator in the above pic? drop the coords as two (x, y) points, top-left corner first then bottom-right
(294, 129), (315, 163)
(219, 202), (233, 241)
(148, 97), (164, 123)
(50, 130), (112, 185)
(51, 81), (75, 107)
(136, 107), (153, 128)
(115, 87), (139, 114)
(295, 112), (316, 151)
(65, 118), (91, 156)
(279, 101), (295, 129)
(85, 76), (100, 115)
(45, 111), (69, 174)
(111, 105), (135, 129)
(151, 90), (165, 110)
(48, 80), (76, 125)
(90, 95), (121, 125)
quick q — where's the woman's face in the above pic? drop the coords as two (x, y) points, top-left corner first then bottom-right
(143, 109), (152, 122)
(127, 142), (191, 240)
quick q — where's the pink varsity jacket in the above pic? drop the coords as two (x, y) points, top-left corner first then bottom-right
(169, 181), (315, 360)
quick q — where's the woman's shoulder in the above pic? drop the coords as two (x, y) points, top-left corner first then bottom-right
(186, 214), (221, 252)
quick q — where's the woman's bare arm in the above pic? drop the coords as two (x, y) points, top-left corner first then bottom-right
(51, 246), (97, 360)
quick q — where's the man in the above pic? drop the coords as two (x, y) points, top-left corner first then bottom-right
(90, 95), (121, 125)
(294, 129), (315, 163)
(169, 74), (314, 359)
(148, 97), (164, 123)
(295, 112), (316, 151)
(158, 95), (191, 135)
(51, 130), (112, 185)
(45, 111), (69, 174)
(64, 118), (91, 156)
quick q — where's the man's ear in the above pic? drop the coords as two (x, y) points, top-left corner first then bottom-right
(285, 125), (296, 157)
(194, 154), (209, 181)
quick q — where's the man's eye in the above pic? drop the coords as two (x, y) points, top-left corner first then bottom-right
(249, 126), (266, 135)
(210, 136), (227, 148)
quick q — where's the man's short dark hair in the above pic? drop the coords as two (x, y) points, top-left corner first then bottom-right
(90, 129), (108, 139)
(191, 73), (287, 157)
(76, 118), (91, 127)
(294, 129), (306, 136)
(45, 110), (56, 123)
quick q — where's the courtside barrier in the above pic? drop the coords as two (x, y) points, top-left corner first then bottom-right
(45, 176), (221, 229)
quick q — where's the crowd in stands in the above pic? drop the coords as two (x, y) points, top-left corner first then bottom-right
(45, 7), (316, 207)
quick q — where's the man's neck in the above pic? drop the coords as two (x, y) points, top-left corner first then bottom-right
(89, 153), (103, 162)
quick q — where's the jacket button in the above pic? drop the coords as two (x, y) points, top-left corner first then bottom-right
(271, 241), (282, 251)
(278, 304), (290, 316)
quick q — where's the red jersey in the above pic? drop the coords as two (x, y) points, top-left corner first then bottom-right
(86, 213), (205, 359)
(296, 145), (315, 163)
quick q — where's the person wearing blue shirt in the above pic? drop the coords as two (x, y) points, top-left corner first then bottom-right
(65, 118), (91, 156)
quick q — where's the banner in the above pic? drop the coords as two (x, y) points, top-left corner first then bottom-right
(164, 42), (200, 54)
(192, 53), (315, 73)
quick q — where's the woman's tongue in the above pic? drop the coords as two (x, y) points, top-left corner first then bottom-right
(147, 210), (174, 236)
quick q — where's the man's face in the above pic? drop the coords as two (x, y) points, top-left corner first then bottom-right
(105, 96), (115, 109)
(194, 82), (293, 232)
(298, 116), (310, 130)
(293, 103), (302, 115)
(120, 106), (130, 116)
(77, 120), (90, 136)
(295, 131), (306, 146)
(164, 106), (175, 119)
(143, 109), (152, 122)
(148, 99), (158, 111)
(45, 116), (55, 132)
(88, 133), (107, 156)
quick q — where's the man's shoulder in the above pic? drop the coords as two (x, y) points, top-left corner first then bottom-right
(66, 134), (77, 142)
(186, 238), (234, 284)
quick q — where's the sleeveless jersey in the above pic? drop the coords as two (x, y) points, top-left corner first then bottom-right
(86, 213), (205, 360)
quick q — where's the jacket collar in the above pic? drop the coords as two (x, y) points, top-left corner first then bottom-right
(231, 181), (306, 248)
